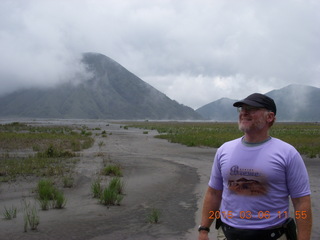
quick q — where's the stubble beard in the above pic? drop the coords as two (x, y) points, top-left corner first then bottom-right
(238, 116), (266, 133)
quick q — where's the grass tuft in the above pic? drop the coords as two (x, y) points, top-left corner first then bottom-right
(99, 177), (124, 205)
(91, 178), (103, 198)
(36, 179), (67, 210)
(52, 190), (67, 209)
(101, 164), (122, 177)
(2, 205), (17, 220)
(37, 179), (57, 200)
(62, 175), (74, 188)
(108, 177), (124, 194)
(23, 200), (40, 232)
(147, 208), (161, 224)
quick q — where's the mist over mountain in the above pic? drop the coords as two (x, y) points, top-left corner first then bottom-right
(0, 52), (202, 120)
(196, 98), (238, 122)
(196, 84), (320, 122)
(267, 85), (320, 121)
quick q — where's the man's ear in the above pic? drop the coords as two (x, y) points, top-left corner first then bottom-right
(267, 112), (276, 125)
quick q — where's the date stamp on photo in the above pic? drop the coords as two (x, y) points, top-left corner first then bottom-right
(209, 210), (308, 220)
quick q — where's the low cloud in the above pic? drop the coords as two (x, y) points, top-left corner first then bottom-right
(145, 74), (278, 109)
(1, 0), (319, 108)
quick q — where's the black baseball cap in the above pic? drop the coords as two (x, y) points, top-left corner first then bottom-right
(233, 93), (277, 115)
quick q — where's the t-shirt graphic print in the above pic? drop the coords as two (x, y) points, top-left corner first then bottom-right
(228, 165), (267, 196)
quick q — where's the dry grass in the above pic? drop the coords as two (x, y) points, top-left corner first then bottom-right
(0, 122), (94, 182)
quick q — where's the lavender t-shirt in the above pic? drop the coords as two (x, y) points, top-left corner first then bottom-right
(208, 137), (311, 229)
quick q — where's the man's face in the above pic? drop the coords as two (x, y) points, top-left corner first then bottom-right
(237, 105), (270, 133)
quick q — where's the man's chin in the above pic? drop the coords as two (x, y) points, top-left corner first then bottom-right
(238, 123), (251, 132)
(238, 125), (247, 132)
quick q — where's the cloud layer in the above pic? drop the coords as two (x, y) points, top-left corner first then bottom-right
(1, 0), (319, 108)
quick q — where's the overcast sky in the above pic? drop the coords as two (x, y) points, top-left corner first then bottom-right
(1, 0), (319, 109)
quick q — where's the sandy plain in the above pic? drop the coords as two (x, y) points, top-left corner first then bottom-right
(0, 119), (319, 240)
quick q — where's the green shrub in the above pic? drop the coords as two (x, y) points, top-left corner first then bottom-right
(147, 208), (161, 224)
(91, 179), (102, 198)
(101, 165), (122, 177)
(37, 179), (57, 200)
(63, 176), (74, 188)
(108, 177), (124, 194)
(52, 190), (67, 209)
(81, 130), (92, 136)
(98, 141), (105, 149)
(100, 186), (123, 206)
(71, 140), (81, 151)
(36, 179), (67, 209)
(38, 198), (50, 211)
(99, 177), (124, 205)
(37, 145), (76, 158)
(2, 205), (17, 220)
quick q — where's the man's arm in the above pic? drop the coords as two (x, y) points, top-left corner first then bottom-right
(198, 186), (223, 240)
(291, 195), (312, 240)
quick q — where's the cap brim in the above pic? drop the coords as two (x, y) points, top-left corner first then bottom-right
(233, 100), (266, 108)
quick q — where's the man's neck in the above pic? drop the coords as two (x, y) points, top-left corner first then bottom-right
(243, 131), (270, 144)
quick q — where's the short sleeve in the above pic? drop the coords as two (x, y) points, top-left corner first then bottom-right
(208, 149), (223, 190)
(286, 151), (311, 198)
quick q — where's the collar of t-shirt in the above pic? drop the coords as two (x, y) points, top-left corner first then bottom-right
(241, 136), (272, 147)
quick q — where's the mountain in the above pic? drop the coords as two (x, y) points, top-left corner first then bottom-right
(196, 98), (238, 121)
(0, 52), (202, 120)
(196, 84), (320, 122)
(266, 84), (320, 122)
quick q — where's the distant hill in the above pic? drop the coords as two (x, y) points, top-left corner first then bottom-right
(196, 84), (320, 122)
(196, 98), (238, 121)
(0, 52), (202, 120)
(267, 84), (320, 121)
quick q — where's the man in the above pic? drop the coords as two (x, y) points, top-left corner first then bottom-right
(198, 93), (312, 240)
